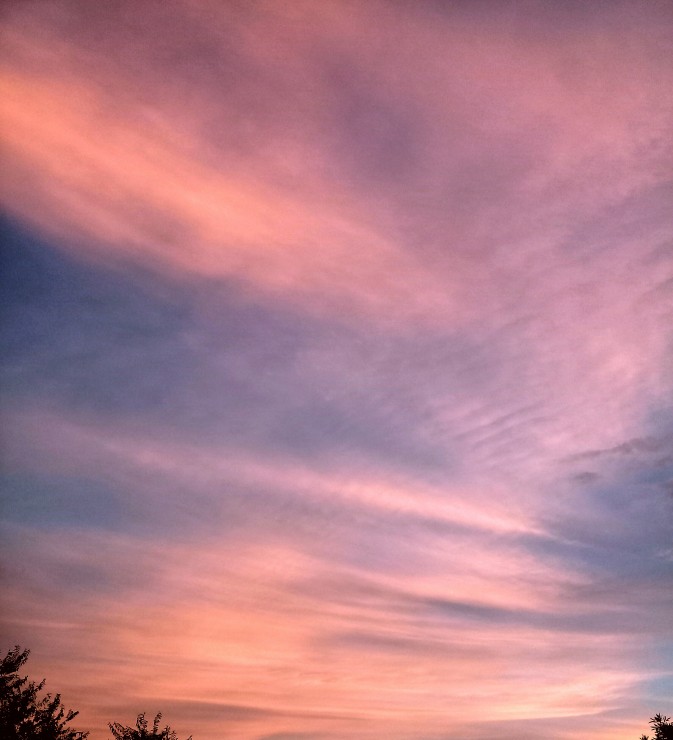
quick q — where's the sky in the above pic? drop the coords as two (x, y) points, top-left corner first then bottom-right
(0, 1), (672, 738)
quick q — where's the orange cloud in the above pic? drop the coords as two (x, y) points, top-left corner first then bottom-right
(2, 3), (672, 739)
(2, 526), (649, 740)
(0, 33), (463, 328)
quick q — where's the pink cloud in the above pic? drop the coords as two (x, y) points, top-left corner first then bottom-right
(1, 406), (661, 737)
(2, 523), (651, 740)
(1, 2), (672, 738)
(3, 0), (669, 333)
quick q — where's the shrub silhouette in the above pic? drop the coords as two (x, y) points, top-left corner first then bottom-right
(0, 646), (89, 740)
(109, 712), (192, 740)
(640, 713), (673, 740)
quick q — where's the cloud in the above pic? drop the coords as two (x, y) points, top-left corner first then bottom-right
(0, 519), (653, 739)
(2, 0), (671, 331)
(1, 1), (673, 738)
(3, 402), (670, 737)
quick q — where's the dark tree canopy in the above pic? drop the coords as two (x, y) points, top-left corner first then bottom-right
(109, 713), (192, 740)
(0, 646), (88, 740)
(640, 713), (673, 740)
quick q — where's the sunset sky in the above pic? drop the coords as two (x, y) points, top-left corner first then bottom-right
(1, 1), (672, 739)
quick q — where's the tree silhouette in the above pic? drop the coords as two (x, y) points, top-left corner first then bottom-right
(0, 646), (89, 740)
(109, 712), (192, 740)
(640, 713), (673, 740)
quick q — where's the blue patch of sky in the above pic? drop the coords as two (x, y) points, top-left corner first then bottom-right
(0, 215), (195, 414)
(0, 215), (468, 479)
(527, 443), (673, 596)
(0, 472), (125, 531)
(638, 661), (673, 706)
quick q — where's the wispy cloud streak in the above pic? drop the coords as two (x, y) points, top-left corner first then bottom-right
(1, 1), (672, 738)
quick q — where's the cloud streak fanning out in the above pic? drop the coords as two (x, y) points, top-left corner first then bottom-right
(1, 1), (672, 738)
